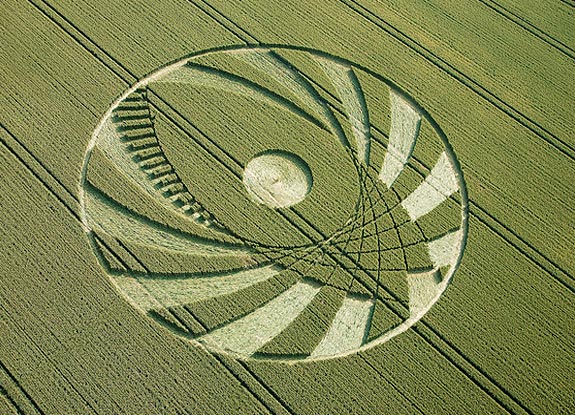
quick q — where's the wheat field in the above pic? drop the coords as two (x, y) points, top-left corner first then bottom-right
(0, 1), (573, 414)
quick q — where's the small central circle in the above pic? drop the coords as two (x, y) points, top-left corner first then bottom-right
(243, 150), (313, 208)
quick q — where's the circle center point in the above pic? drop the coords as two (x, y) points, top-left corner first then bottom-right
(243, 150), (312, 209)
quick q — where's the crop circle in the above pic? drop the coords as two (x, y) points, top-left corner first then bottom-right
(80, 45), (468, 362)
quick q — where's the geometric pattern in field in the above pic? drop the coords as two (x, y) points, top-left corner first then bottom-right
(80, 46), (468, 361)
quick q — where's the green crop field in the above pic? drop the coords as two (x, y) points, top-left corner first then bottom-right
(1, 0), (573, 414)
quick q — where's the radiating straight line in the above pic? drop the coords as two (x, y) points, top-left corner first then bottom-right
(311, 295), (374, 357)
(129, 265), (281, 309)
(379, 90), (421, 187)
(401, 152), (459, 221)
(313, 57), (371, 165)
(199, 280), (321, 356)
(407, 270), (442, 317)
(427, 230), (464, 268)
